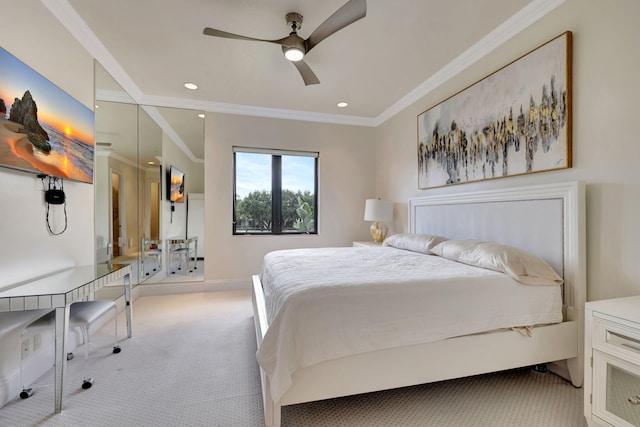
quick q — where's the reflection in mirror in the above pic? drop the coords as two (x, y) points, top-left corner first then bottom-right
(94, 100), (139, 276)
(94, 62), (205, 288)
(138, 107), (163, 281)
(95, 64), (135, 105)
(144, 106), (205, 284)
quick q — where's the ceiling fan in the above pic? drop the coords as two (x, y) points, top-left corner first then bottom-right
(203, 0), (366, 86)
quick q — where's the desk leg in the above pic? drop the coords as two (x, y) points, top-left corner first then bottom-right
(124, 272), (132, 338)
(194, 240), (198, 270)
(186, 241), (192, 273)
(54, 305), (70, 413)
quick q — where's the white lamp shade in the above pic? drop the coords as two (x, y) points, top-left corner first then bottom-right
(364, 199), (393, 222)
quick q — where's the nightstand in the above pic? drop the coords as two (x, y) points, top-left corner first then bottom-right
(585, 296), (640, 427)
(352, 241), (380, 247)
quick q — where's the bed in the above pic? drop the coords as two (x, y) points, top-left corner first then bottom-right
(252, 181), (586, 427)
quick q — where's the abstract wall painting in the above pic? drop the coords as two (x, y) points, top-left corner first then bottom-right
(417, 32), (572, 189)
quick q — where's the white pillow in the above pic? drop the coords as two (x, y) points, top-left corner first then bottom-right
(382, 233), (449, 255)
(431, 239), (563, 286)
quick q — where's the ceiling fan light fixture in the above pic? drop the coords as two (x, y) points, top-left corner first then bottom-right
(284, 46), (304, 62)
(203, 0), (367, 85)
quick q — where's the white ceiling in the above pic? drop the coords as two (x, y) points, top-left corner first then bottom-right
(41, 0), (566, 129)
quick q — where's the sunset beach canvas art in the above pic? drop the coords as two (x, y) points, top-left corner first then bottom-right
(0, 46), (94, 184)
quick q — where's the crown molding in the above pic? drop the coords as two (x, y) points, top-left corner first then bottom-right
(43, 0), (565, 128)
(96, 150), (143, 169)
(41, 0), (145, 103)
(96, 89), (136, 104)
(138, 94), (376, 127)
(373, 0), (567, 126)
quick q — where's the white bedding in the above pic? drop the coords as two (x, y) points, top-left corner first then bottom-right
(256, 246), (563, 402)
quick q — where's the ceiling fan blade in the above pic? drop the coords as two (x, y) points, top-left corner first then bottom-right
(306, 0), (366, 53)
(203, 27), (287, 45)
(290, 58), (320, 86)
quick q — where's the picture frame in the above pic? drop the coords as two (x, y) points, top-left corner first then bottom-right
(167, 165), (185, 203)
(0, 46), (95, 184)
(417, 31), (572, 189)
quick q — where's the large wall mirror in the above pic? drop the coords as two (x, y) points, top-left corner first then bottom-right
(94, 63), (205, 289)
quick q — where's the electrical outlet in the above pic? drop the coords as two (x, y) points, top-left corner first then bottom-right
(21, 339), (30, 360)
(33, 333), (42, 352)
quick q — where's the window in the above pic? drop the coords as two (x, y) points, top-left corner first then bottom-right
(233, 147), (318, 235)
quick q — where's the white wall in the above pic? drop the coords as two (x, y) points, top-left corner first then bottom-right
(0, 0), (95, 283)
(375, 0), (640, 301)
(204, 113), (376, 283)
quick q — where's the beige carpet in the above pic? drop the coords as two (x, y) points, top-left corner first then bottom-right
(0, 290), (587, 426)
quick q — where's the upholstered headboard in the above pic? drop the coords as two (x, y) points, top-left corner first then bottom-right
(408, 181), (586, 314)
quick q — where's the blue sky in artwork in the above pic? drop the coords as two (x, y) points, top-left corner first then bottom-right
(0, 47), (94, 144)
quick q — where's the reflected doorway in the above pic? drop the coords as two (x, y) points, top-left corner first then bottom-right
(150, 180), (160, 240)
(111, 171), (123, 258)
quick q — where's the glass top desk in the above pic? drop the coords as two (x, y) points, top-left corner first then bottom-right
(0, 263), (133, 413)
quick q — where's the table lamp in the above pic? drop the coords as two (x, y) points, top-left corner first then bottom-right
(364, 199), (393, 244)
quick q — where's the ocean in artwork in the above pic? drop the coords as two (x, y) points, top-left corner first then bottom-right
(0, 116), (94, 184)
(38, 121), (94, 182)
(0, 46), (94, 183)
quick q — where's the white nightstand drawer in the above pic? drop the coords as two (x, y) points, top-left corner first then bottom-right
(593, 351), (640, 427)
(586, 297), (640, 427)
(594, 317), (640, 364)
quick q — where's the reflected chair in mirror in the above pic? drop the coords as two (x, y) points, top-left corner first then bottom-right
(142, 238), (162, 276)
(167, 237), (197, 275)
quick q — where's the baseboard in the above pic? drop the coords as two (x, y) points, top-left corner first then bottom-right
(136, 279), (250, 296)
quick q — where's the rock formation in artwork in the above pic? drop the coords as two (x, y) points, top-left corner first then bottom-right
(9, 90), (51, 153)
(0, 98), (6, 115)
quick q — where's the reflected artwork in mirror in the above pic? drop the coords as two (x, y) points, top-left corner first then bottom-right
(168, 165), (185, 203)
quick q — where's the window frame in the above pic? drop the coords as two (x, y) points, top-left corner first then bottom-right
(233, 147), (318, 235)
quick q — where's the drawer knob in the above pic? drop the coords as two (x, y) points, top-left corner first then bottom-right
(628, 395), (640, 405)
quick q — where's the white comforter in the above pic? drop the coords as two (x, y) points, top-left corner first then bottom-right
(256, 247), (562, 402)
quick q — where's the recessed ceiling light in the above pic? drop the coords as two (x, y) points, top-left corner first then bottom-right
(337, 101), (348, 108)
(198, 113), (205, 119)
(184, 82), (198, 90)
(147, 161), (155, 165)
(95, 105), (99, 109)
